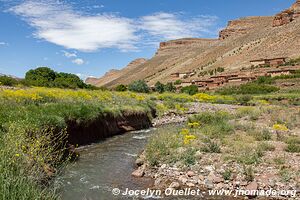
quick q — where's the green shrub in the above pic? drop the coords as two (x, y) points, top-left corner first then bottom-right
(115, 84), (127, 92)
(279, 169), (291, 182)
(181, 148), (196, 166)
(255, 76), (274, 84)
(174, 80), (182, 85)
(155, 81), (165, 93)
(285, 143), (300, 153)
(258, 142), (275, 152)
(181, 85), (198, 95)
(217, 83), (279, 95)
(0, 75), (18, 86)
(251, 129), (272, 141)
(273, 157), (285, 165)
(201, 140), (221, 153)
(222, 169), (232, 180)
(244, 166), (254, 182)
(128, 80), (150, 93)
(189, 111), (231, 125)
(234, 95), (253, 105)
(237, 149), (263, 165)
(164, 82), (176, 92)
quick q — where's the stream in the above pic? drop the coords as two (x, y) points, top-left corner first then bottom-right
(56, 127), (158, 200)
(56, 125), (232, 200)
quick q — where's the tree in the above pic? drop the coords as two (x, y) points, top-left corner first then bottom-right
(154, 81), (165, 93)
(24, 67), (95, 89)
(25, 67), (56, 87)
(128, 80), (150, 93)
(164, 82), (176, 92)
(0, 75), (18, 86)
(115, 84), (127, 92)
(181, 85), (198, 95)
(53, 72), (86, 89)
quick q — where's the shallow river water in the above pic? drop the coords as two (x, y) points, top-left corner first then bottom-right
(57, 128), (158, 200)
(57, 125), (234, 200)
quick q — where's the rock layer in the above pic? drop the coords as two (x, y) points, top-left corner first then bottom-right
(273, 0), (300, 26)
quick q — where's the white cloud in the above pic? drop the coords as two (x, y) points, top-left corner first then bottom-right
(72, 58), (84, 65)
(9, 1), (219, 52)
(62, 50), (77, 58)
(93, 5), (104, 9)
(10, 0), (138, 52)
(0, 42), (8, 46)
(139, 13), (218, 41)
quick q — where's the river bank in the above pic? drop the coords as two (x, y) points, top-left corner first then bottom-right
(134, 103), (300, 199)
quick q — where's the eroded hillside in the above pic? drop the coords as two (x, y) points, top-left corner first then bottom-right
(87, 0), (300, 88)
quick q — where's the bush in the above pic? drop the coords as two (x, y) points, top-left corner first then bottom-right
(222, 169), (232, 181)
(234, 95), (253, 105)
(181, 148), (196, 166)
(128, 80), (150, 93)
(181, 85), (198, 95)
(174, 80), (182, 85)
(251, 129), (272, 141)
(201, 140), (221, 153)
(255, 76), (274, 84)
(217, 83), (279, 95)
(285, 143), (300, 153)
(164, 82), (176, 92)
(155, 81), (165, 93)
(0, 76), (18, 86)
(115, 84), (127, 92)
(244, 166), (254, 182)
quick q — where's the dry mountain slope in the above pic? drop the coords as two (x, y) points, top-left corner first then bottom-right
(85, 58), (147, 86)
(87, 0), (300, 88)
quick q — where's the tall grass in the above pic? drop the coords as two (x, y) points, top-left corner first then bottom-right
(0, 87), (155, 199)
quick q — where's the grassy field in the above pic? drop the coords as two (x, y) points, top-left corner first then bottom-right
(0, 87), (155, 200)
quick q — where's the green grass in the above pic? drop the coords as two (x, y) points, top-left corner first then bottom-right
(0, 88), (155, 200)
(217, 83), (280, 95)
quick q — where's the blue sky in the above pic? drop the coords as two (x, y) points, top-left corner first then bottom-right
(0, 0), (295, 79)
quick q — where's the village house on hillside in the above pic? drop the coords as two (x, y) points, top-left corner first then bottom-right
(250, 57), (288, 67)
(266, 68), (297, 77)
(174, 64), (300, 91)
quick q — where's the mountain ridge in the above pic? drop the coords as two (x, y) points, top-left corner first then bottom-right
(86, 0), (300, 88)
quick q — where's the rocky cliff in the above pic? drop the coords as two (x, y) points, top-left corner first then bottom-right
(219, 17), (269, 39)
(273, 0), (300, 26)
(87, 0), (300, 88)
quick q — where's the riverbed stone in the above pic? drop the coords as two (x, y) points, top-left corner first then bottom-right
(169, 182), (180, 189)
(135, 158), (144, 166)
(212, 176), (223, 184)
(178, 175), (188, 184)
(187, 171), (195, 177)
(187, 182), (195, 187)
(246, 181), (258, 191)
(132, 168), (144, 177)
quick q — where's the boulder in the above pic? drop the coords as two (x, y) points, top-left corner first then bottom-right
(132, 168), (144, 177)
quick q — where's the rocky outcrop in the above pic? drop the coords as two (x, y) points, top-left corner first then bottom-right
(273, 0), (300, 27)
(157, 38), (218, 55)
(219, 17), (269, 40)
